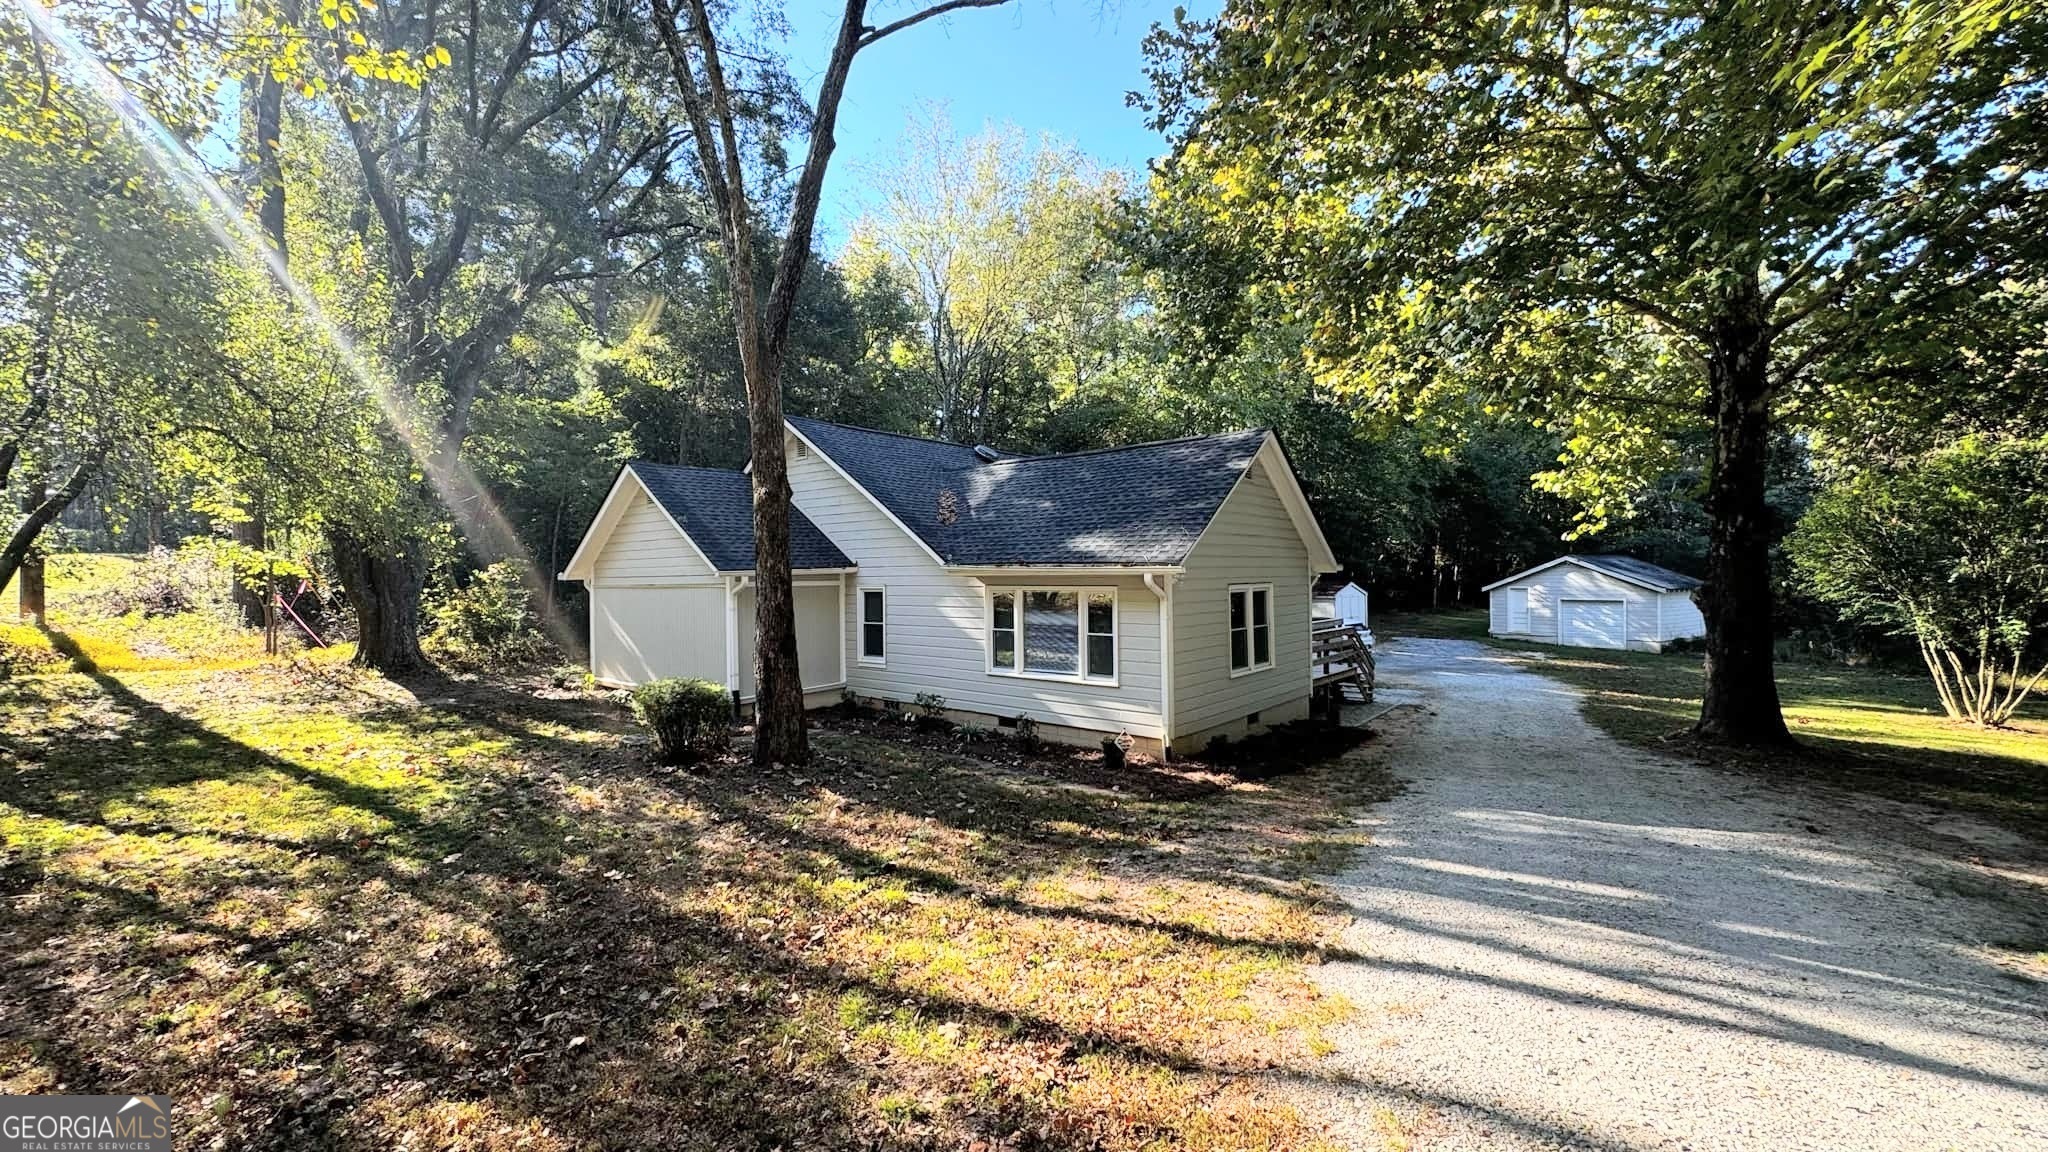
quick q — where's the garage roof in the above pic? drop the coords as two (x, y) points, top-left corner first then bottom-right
(1483, 555), (1702, 594)
(626, 462), (853, 573)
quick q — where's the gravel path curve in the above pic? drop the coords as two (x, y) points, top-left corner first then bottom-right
(1300, 638), (2048, 1152)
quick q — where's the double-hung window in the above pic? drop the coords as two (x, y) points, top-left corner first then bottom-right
(858, 586), (886, 664)
(988, 588), (1115, 682)
(1229, 584), (1273, 674)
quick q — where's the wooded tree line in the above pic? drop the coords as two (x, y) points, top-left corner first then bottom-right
(4, 0), (2044, 755)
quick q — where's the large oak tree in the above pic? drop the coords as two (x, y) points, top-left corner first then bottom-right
(1141, 0), (2048, 744)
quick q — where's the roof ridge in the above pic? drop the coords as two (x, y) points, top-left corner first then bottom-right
(627, 459), (744, 476)
(788, 415), (1021, 457)
(986, 426), (1269, 466)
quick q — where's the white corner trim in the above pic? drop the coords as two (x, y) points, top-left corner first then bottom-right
(785, 420), (949, 568)
(1144, 571), (1175, 748)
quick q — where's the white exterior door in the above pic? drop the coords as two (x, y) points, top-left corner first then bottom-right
(1561, 599), (1626, 650)
(1507, 587), (1531, 633)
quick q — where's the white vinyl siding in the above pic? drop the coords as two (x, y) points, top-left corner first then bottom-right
(1173, 458), (1314, 739)
(587, 488), (724, 686)
(785, 432), (1165, 739)
(591, 488), (715, 583)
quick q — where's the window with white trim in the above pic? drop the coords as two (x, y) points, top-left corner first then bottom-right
(1229, 584), (1272, 674)
(858, 586), (886, 664)
(987, 587), (1115, 682)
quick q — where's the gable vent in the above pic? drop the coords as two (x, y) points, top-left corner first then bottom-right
(794, 441), (809, 458)
(972, 444), (999, 463)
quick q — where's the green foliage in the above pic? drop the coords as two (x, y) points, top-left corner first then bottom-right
(913, 692), (948, 720)
(422, 561), (556, 672)
(844, 112), (1168, 450)
(1137, 0), (2048, 530)
(631, 677), (734, 765)
(1789, 437), (2048, 726)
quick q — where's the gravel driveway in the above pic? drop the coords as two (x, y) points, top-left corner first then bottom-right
(1301, 638), (2048, 1152)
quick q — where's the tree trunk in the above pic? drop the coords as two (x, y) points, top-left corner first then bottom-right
(16, 478), (46, 621)
(1694, 290), (1792, 746)
(327, 528), (427, 673)
(746, 363), (810, 767)
(232, 505), (268, 628)
(1, 456), (100, 609)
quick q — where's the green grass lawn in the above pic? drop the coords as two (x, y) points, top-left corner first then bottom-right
(1378, 607), (2048, 840)
(1, 559), (1397, 1151)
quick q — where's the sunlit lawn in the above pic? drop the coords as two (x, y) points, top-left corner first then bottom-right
(1382, 607), (2048, 838)
(0, 558), (1396, 1151)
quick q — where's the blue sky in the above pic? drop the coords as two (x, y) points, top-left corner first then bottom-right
(779, 0), (1215, 246)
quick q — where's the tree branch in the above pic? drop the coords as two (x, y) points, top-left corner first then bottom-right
(859, 0), (1013, 49)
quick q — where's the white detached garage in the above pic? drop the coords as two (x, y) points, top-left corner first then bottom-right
(1484, 555), (1705, 652)
(558, 462), (855, 704)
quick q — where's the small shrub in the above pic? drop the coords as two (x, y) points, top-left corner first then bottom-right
(424, 561), (557, 671)
(1661, 635), (1707, 656)
(912, 691), (951, 732)
(92, 545), (232, 620)
(1014, 715), (1041, 752)
(631, 677), (733, 765)
(549, 664), (594, 691)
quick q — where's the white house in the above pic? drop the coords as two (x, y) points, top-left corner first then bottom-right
(1484, 555), (1705, 651)
(561, 417), (1341, 757)
(1313, 577), (1369, 628)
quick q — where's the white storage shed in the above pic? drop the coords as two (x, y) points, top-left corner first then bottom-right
(1484, 555), (1705, 652)
(1312, 577), (1369, 628)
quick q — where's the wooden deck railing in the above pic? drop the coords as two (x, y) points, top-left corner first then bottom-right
(1311, 621), (1374, 705)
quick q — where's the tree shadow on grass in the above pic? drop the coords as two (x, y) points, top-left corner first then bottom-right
(0, 647), (1398, 1151)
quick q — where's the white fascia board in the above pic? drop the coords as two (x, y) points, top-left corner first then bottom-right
(1258, 434), (1340, 573)
(1481, 555), (1669, 594)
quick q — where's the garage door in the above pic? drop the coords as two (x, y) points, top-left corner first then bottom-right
(737, 582), (844, 699)
(591, 584), (727, 685)
(1561, 599), (1626, 650)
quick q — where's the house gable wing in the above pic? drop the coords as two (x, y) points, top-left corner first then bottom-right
(560, 465), (717, 582)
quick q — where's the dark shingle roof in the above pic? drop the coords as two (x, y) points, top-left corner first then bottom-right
(1574, 555), (1702, 592)
(1314, 574), (1362, 597)
(626, 461), (851, 572)
(786, 417), (1272, 566)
